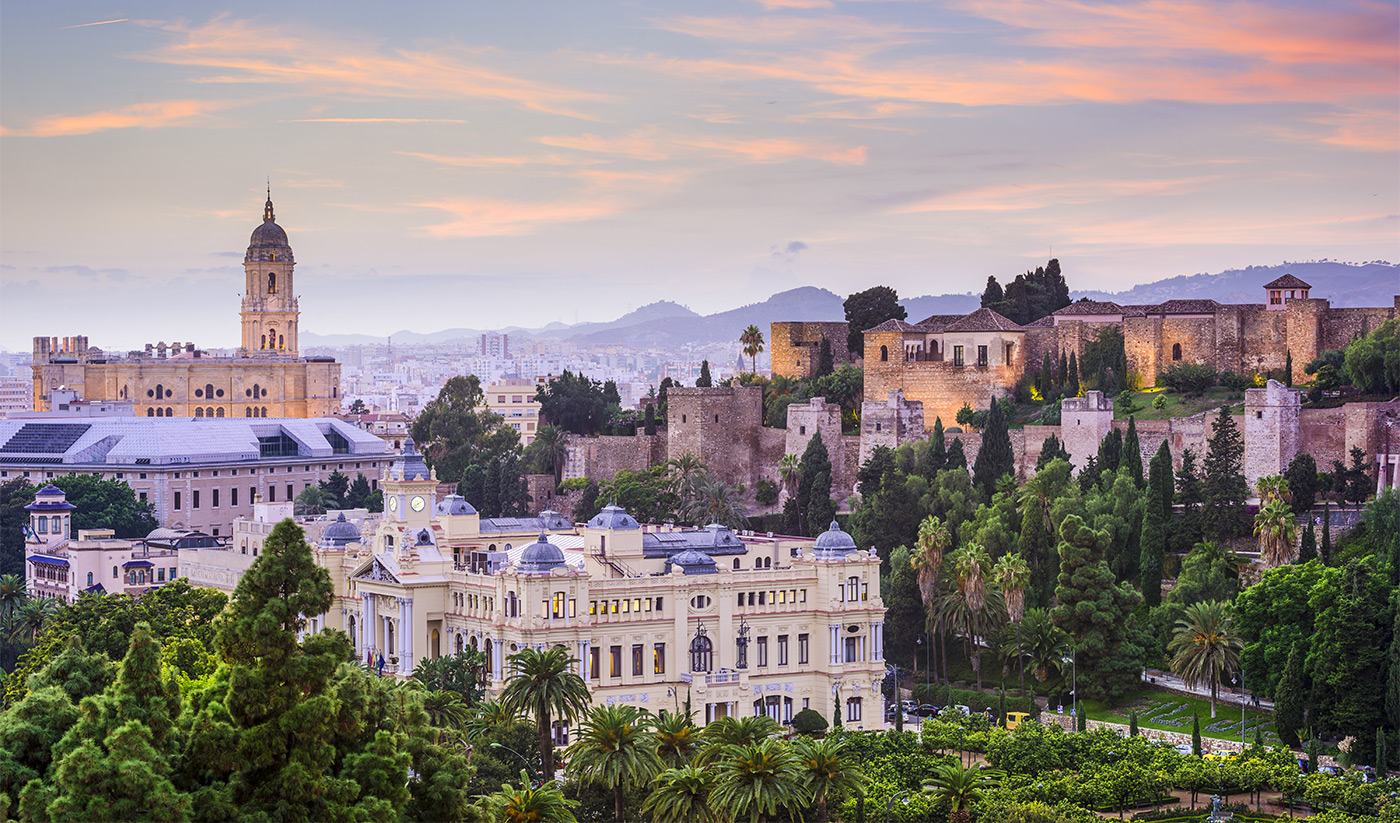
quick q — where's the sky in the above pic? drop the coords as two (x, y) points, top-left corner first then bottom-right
(1, 0), (1397, 351)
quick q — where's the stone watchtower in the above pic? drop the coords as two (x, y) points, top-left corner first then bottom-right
(1244, 379), (1300, 487)
(1061, 391), (1114, 475)
(239, 192), (300, 358)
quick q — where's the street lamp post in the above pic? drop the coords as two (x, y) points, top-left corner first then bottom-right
(885, 789), (912, 823)
(490, 742), (539, 787)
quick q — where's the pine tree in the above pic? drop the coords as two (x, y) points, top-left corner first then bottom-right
(644, 404), (657, 436)
(796, 432), (833, 536)
(1051, 516), (1143, 703)
(1067, 351), (1081, 396)
(696, 360), (712, 388)
(946, 438), (967, 472)
(1386, 594), (1400, 731)
(1191, 714), (1202, 757)
(1275, 643), (1305, 747)
(1139, 442), (1170, 608)
(1202, 406), (1248, 540)
(1036, 434), (1070, 471)
(815, 338), (835, 378)
(1078, 456), (1099, 494)
(981, 275), (1004, 308)
(922, 418), (947, 479)
(1122, 416), (1143, 487)
(1298, 523), (1316, 563)
(972, 400), (1014, 500)
(1172, 449), (1205, 554)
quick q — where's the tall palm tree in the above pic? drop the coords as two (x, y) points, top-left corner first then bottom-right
(532, 424), (569, 486)
(778, 454), (801, 497)
(911, 515), (951, 681)
(1256, 474), (1291, 505)
(697, 715), (781, 765)
(654, 711), (702, 769)
(709, 738), (810, 823)
(940, 542), (1004, 691)
(1168, 600), (1242, 718)
(643, 765), (715, 823)
(668, 451), (709, 508)
(485, 770), (579, 823)
(1018, 608), (1071, 684)
(990, 553), (1032, 698)
(498, 647), (591, 783)
(1254, 497), (1298, 568)
(566, 704), (662, 823)
(421, 689), (471, 741)
(793, 735), (868, 823)
(740, 325), (765, 374)
(0, 574), (28, 624)
(922, 761), (1003, 823)
(463, 700), (525, 742)
(682, 472), (750, 530)
(9, 597), (58, 646)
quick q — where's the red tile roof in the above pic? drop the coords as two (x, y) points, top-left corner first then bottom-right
(1263, 274), (1312, 290)
(943, 307), (1024, 332)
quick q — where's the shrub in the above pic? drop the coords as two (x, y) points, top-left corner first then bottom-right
(1152, 393), (1167, 410)
(792, 708), (829, 735)
(755, 479), (779, 505)
(1219, 370), (1252, 391)
(1159, 362), (1218, 396)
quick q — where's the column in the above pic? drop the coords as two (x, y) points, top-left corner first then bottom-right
(873, 622), (884, 662)
(403, 597), (414, 673)
(579, 641), (590, 679)
(829, 625), (841, 665)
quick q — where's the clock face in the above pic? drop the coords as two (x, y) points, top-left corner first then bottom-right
(387, 495), (398, 512)
(410, 495), (426, 512)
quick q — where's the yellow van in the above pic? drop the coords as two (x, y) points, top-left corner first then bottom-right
(1005, 712), (1031, 730)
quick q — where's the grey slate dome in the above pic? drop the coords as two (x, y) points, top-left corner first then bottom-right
(812, 520), (857, 558)
(587, 504), (640, 531)
(319, 513), (361, 548)
(248, 198), (290, 249)
(518, 532), (566, 574)
(666, 548), (717, 575)
(434, 495), (478, 517)
(387, 436), (431, 481)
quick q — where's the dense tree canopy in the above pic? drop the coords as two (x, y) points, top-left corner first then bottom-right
(844, 286), (906, 358)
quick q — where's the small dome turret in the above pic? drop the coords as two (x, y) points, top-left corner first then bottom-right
(587, 504), (640, 531)
(434, 495), (478, 517)
(666, 548), (717, 575)
(386, 436), (431, 482)
(319, 512), (361, 548)
(518, 532), (566, 574)
(812, 520), (857, 558)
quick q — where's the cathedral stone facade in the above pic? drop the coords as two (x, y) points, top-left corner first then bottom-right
(31, 195), (341, 418)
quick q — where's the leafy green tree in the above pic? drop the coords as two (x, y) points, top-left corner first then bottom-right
(318, 471), (350, 509)
(643, 765), (714, 823)
(1275, 642), (1306, 746)
(1308, 561), (1389, 756)
(643, 405), (657, 436)
(793, 735), (867, 823)
(1235, 560), (1322, 699)
(1168, 601), (1241, 718)
(1019, 460), (1073, 609)
(1202, 407), (1248, 539)
(486, 771), (579, 823)
(1080, 326), (1128, 394)
(1343, 317), (1400, 395)
(696, 361), (712, 388)
(1367, 490), (1400, 585)
(413, 649), (487, 706)
(885, 547), (926, 675)
(815, 338), (835, 378)
(0, 684), (81, 817)
(972, 399), (1014, 501)
(1389, 594), (1400, 733)
(844, 286), (906, 358)
(709, 738), (810, 823)
(49, 475), (157, 539)
(498, 646), (591, 784)
(596, 466), (680, 525)
(346, 473), (373, 509)
(923, 760), (1003, 823)
(413, 375), (520, 481)
(0, 478), (35, 578)
(1051, 516), (1143, 703)
(1342, 446), (1374, 506)
(566, 704), (661, 823)
(536, 371), (612, 436)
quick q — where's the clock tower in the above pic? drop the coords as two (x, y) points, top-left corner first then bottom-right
(239, 191), (300, 357)
(381, 437), (437, 531)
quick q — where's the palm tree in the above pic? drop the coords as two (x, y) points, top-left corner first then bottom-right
(654, 710), (702, 768)
(697, 715), (781, 765)
(793, 735), (868, 823)
(778, 454), (800, 496)
(532, 424), (569, 486)
(682, 472), (750, 530)
(1019, 608), (1071, 684)
(485, 770), (579, 823)
(1254, 497), (1298, 568)
(1168, 600), (1242, 718)
(940, 542), (1004, 691)
(740, 325), (765, 374)
(463, 700), (526, 742)
(668, 451), (709, 507)
(922, 761), (1003, 823)
(709, 738), (810, 823)
(911, 515), (951, 681)
(498, 646), (591, 783)
(643, 765), (715, 823)
(566, 704), (662, 823)
(990, 552), (1032, 697)
(9, 597), (58, 645)
(0, 574), (28, 624)
(1256, 474), (1291, 505)
(421, 689), (471, 740)
(293, 485), (336, 515)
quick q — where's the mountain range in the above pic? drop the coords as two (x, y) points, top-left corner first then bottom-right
(300, 260), (1397, 349)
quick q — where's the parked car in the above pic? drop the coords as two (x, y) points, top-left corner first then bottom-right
(914, 704), (940, 717)
(901, 700), (918, 712)
(1174, 743), (1194, 756)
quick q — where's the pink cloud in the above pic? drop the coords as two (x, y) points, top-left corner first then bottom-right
(1, 98), (234, 137)
(411, 197), (625, 237)
(893, 176), (1224, 214)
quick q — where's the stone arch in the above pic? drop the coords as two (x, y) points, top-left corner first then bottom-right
(1172, 342), (1182, 361)
(880, 345), (888, 362)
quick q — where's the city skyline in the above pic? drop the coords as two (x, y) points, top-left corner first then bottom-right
(2, 0), (1397, 351)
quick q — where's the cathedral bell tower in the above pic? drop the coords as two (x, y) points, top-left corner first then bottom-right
(239, 191), (300, 358)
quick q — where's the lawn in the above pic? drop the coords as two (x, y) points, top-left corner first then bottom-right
(1114, 387), (1244, 421)
(1081, 688), (1282, 746)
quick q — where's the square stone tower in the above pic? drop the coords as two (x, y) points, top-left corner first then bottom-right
(1244, 379), (1301, 488)
(858, 390), (925, 465)
(1061, 391), (1114, 475)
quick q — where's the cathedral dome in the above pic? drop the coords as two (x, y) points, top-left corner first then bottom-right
(246, 196), (294, 262)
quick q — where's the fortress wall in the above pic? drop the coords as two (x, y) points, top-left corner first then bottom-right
(1240, 308), (1290, 375)
(1299, 408), (1348, 469)
(561, 434), (664, 483)
(770, 321), (853, 379)
(1319, 306), (1395, 352)
(667, 387), (763, 487)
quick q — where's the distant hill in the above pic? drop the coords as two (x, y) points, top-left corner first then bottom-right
(566, 287), (845, 347)
(1075, 261), (1397, 308)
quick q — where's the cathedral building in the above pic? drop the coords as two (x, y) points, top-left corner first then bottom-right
(30, 194), (341, 418)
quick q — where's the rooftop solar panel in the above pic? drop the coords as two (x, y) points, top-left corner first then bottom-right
(0, 423), (92, 454)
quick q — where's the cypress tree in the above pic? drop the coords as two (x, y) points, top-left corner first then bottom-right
(833, 703), (842, 730)
(1122, 416), (1143, 487)
(1129, 712), (1138, 736)
(1321, 507), (1332, 564)
(922, 418), (947, 479)
(1097, 429), (1122, 476)
(1140, 442), (1170, 608)
(816, 338), (835, 378)
(483, 458), (502, 517)
(1285, 350), (1294, 387)
(644, 403), (656, 436)
(1202, 406), (1248, 540)
(1036, 434), (1070, 471)
(696, 360), (712, 388)
(1077, 710), (1087, 732)
(1191, 714), (1202, 757)
(1039, 352), (1054, 398)
(805, 471), (835, 537)
(972, 400), (1014, 500)
(1378, 731), (1389, 778)
(946, 438), (967, 471)
(1307, 738), (1321, 773)
(998, 690), (1007, 727)
(1059, 350), (1069, 396)
(1298, 523), (1316, 563)
(1067, 351), (1081, 396)
(1275, 643), (1305, 747)
(1078, 456), (1099, 494)
(1387, 594), (1400, 731)
(796, 431), (833, 536)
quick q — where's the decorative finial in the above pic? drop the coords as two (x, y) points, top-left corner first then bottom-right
(263, 179), (275, 222)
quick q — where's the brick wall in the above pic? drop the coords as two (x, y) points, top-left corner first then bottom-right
(667, 387), (764, 486)
(561, 433), (665, 482)
(1298, 408), (1347, 469)
(770, 321), (854, 379)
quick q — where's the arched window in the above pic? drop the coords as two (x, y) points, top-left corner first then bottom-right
(880, 346), (888, 362)
(260, 407), (268, 418)
(148, 408), (155, 417)
(1172, 343), (1182, 361)
(733, 558), (741, 570)
(155, 384), (164, 399)
(51, 516), (61, 533)
(87, 572), (93, 587)
(166, 408), (174, 417)
(155, 407), (163, 417)
(245, 407), (252, 417)
(215, 408), (224, 417)
(195, 408), (204, 418)
(112, 566), (118, 579)
(261, 335), (267, 350)
(689, 634), (713, 672)
(205, 384), (214, 400)
(268, 272), (277, 294)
